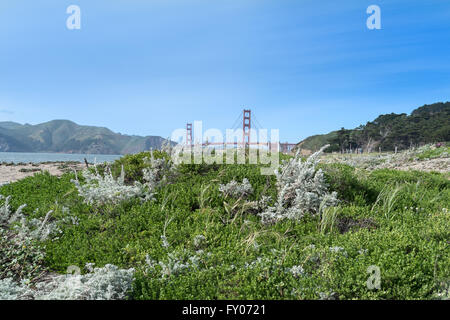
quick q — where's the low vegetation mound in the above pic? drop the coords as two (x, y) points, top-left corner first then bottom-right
(0, 148), (448, 300)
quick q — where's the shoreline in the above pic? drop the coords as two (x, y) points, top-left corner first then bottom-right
(0, 152), (122, 166)
(0, 162), (86, 185)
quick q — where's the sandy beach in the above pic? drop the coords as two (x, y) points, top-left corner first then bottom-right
(0, 162), (85, 185)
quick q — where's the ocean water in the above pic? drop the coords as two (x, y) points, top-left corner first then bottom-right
(0, 152), (122, 164)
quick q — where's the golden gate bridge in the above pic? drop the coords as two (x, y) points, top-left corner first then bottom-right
(185, 109), (297, 154)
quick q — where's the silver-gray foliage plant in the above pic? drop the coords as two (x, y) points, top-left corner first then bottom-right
(219, 178), (254, 199)
(0, 195), (59, 242)
(1, 194), (135, 300)
(72, 165), (147, 206)
(0, 264), (135, 300)
(36, 264), (135, 300)
(142, 150), (176, 196)
(144, 233), (209, 279)
(0, 278), (32, 300)
(14, 210), (62, 242)
(259, 145), (338, 224)
(145, 250), (206, 279)
(72, 151), (176, 206)
(0, 195), (27, 227)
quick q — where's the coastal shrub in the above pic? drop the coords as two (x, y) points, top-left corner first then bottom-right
(219, 178), (254, 199)
(259, 145), (338, 224)
(13, 209), (62, 242)
(72, 165), (148, 206)
(110, 150), (171, 184)
(320, 143), (449, 172)
(0, 195), (67, 282)
(0, 228), (47, 282)
(321, 164), (378, 205)
(73, 151), (177, 206)
(0, 172), (77, 218)
(0, 195), (27, 226)
(1, 148), (449, 300)
(432, 281), (450, 300)
(35, 264), (135, 300)
(0, 278), (32, 300)
(415, 145), (450, 161)
(367, 169), (449, 190)
(142, 151), (176, 193)
(0, 264), (135, 300)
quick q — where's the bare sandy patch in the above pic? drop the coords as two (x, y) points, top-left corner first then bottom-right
(0, 162), (85, 185)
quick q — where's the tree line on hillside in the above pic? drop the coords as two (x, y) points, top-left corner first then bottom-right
(299, 102), (450, 153)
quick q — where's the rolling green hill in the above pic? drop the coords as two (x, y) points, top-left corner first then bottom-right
(297, 102), (450, 153)
(0, 120), (172, 154)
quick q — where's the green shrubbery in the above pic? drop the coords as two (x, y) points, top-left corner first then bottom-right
(0, 151), (448, 300)
(415, 145), (450, 161)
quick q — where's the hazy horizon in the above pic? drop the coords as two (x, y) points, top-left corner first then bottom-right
(1, 100), (447, 142)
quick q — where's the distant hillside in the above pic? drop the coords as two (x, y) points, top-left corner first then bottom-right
(0, 120), (173, 155)
(297, 102), (450, 153)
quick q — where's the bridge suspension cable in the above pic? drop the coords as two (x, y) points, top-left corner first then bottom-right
(184, 108), (296, 153)
(230, 110), (243, 131)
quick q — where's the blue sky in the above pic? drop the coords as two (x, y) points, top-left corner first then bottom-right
(1, 0), (450, 142)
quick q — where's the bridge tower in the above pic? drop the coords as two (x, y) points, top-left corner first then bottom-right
(186, 123), (193, 146)
(242, 109), (251, 147)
